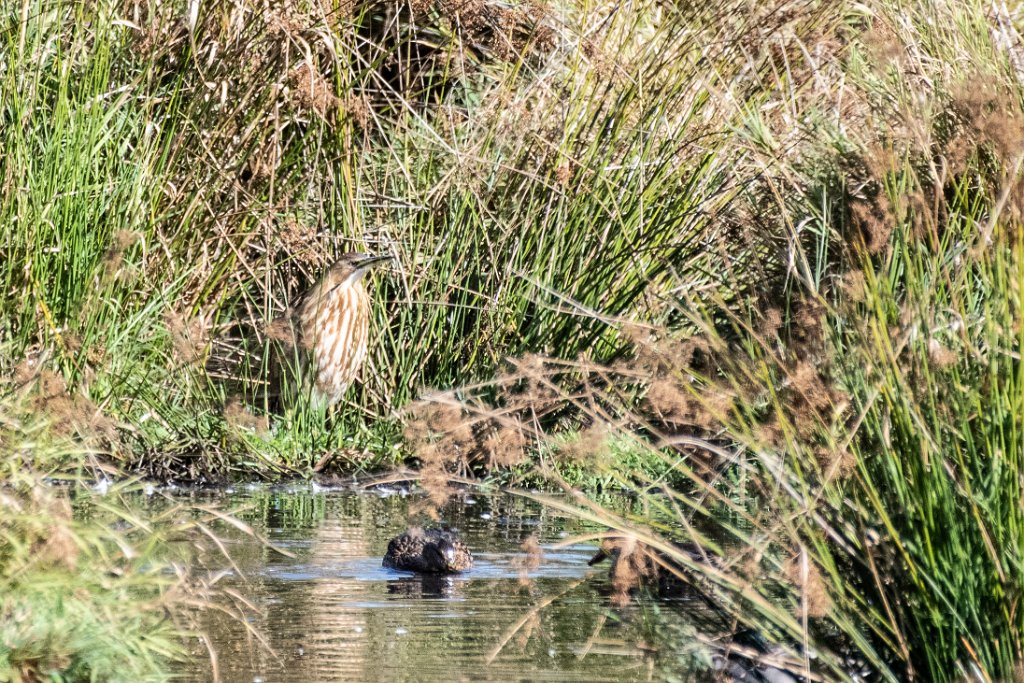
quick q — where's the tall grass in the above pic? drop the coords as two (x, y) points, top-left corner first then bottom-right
(1, 0), (823, 474)
(0, 396), (250, 681)
(406, 1), (1024, 680)
(7, 0), (1024, 676)
(0, 0), (835, 674)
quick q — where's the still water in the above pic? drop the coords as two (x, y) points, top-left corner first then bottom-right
(164, 485), (708, 682)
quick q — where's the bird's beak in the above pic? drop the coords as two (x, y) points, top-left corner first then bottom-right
(354, 254), (392, 272)
(345, 253), (392, 279)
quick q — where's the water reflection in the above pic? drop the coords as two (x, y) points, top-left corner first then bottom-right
(386, 574), (464, 599)
(162, 486), (703, 682)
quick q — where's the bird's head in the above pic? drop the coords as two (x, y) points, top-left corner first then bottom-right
(438, 539), (459, 569)
(324, 252), (391, 288)
(422, 537), (470, 572)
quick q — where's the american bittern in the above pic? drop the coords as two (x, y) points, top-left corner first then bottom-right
(269, 252), (390, 407)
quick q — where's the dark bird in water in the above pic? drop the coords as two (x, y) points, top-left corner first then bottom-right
(267, 252), (390, 407)
(382, 528), (474, 573)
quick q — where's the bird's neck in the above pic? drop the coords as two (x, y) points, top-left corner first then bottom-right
(327, 271), (368, 298)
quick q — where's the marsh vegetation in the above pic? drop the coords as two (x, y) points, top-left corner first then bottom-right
(3, 0), (1024, 679)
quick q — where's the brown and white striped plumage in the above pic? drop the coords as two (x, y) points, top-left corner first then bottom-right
(280, 253), (388, 407)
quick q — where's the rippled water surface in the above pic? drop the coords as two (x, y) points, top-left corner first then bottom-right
(160, 486), (703, 682)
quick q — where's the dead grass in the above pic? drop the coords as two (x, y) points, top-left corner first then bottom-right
(556, 422), (609, 465)
(290, 60), (340, 121)
(782, 550), (831, 620)
(101, 230), (141, 279)
(403, 395), (529, 509)
(224, 395), (270, 434)
(30, 490), (80, 572)
(400, 283), (857, 494)
(513, 533), (543, 585)
(165, 311), (211, 366)
(12, 355), (119, 451)
(595, 536), (661, 595)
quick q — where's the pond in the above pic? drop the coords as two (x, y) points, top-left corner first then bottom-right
(157, 485), (714, 682)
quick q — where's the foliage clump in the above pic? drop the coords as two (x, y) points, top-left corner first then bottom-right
(400, 2), (1024, 680)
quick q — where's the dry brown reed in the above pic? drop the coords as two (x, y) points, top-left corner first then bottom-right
(31, 489), (81, 571)
(587, 534), (693, 608)
(12, 355), (119, 450)
(513, 533), (543, 585)
(404, 393), (529, 510)
(164, 311), (210, 366)
(556, 422), (609, 466)
(224, 395), (270, 434)
(101, 230), (141, 279)
(927, 338), (958, 369)
(401, 281), (856, 499)
(290, 60), (340, 120)
(782, 549), (831, 619)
